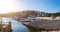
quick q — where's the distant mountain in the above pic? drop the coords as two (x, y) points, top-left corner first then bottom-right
(0, 12), (20, 17)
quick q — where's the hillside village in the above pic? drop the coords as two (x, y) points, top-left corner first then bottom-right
(0, 10), (60, 19)
(0, 10), (60, 32)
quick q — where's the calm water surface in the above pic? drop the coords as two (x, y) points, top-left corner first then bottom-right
(11, 20), (29, 32)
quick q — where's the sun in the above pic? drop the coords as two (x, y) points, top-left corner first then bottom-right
(0, 0), (17, 14)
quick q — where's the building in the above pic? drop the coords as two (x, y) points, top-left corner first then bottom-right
(0, 20), (12, 32)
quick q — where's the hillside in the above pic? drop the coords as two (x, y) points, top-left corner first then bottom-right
(0, 10), (60, 18)
(0, 10), (46, 17)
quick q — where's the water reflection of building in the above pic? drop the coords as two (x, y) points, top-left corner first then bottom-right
(0, 20), (12, 32)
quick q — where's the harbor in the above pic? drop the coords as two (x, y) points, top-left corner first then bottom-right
(0, 18), (29, 32)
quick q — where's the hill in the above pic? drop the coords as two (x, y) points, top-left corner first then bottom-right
(0, 10), (59, 18)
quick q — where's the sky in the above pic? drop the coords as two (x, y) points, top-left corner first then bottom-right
(0, 0), (60, 14)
